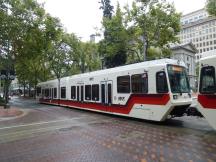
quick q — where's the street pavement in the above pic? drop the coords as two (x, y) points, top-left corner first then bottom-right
(0, 96), (215, 162)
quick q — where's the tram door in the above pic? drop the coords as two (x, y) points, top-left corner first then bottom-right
(51, 88), (53, 99)
(77, 85), (84, 102)
(81, 86), (84, 102)
(101, 81), (112, 105)
(77, 86), (80, 101)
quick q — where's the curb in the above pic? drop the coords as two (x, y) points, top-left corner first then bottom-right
(0, 108), (24, 118)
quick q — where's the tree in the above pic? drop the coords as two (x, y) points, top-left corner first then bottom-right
(45, 18), (80, 101)
(99, 3), (129, 68)
(81, 42), (101, 72)
(99, 0), (114, 19)
(0, 0), (46, 102)
(126, 0), (181, 61)
(206, 0), (216, 16)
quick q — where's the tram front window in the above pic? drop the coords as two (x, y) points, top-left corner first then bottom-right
(167, 65), (190, 93)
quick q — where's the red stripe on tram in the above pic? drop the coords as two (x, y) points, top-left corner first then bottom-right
(40, 94), (170, 114)
(198, 94), (216, 109)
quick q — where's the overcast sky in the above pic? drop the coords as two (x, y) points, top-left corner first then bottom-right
(37, 0), (206, 41)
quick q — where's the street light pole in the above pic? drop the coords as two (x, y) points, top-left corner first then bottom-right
(0, 69), (15, 108)
(142, 35), (147, 62)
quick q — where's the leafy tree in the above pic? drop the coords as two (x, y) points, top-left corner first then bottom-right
(99, 0), (114, 45)
(45, 19), (80, 100)
(126, 0), (181, 61)
(206, 0), (216, 16)
(99, 3), (129, 68)
(81, 42), (101, 72)
(0, 0), (46, 101)
(99, 0), (114, 19)
(15, 57), (30, 97)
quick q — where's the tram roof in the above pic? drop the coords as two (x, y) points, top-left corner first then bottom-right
(38, 58), (184, 85)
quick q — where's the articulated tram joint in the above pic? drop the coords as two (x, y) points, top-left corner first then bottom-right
(169, 105), (191, 117)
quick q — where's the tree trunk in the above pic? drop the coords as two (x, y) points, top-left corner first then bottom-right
(24, 84), (26, 97)
(34, 84), (37, 99)
(58, 78), (60, 105)
(28, 84), (31, 97)
(143, 34), (147, 61)
(4, 80), (10, 108)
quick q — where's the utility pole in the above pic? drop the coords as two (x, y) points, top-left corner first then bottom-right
(142, 35), (147, 61)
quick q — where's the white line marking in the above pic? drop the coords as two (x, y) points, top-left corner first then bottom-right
(0, 118), (76, 130)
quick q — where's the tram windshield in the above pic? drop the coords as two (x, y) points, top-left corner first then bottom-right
(167, 65), (190, 93)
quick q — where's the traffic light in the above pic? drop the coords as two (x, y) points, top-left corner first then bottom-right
(8, 70), (15, 80)
(0, 70), (15, 80)
(0, 70), (7, 80)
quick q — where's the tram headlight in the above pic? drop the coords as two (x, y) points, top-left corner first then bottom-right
(173, 95), (178, 100)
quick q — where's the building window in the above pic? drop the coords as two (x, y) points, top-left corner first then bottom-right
(71, 86), (76, 99)
(85, 85), (91, 100)
(156, 71), (168, 93)
(92, 84), (99, 101)
(187, 63), (190, 73)
(36, 87), (41, 96)
(117, 75), (130, 93)
(61, 87), (66, 98)
(131, 73), (148, 93)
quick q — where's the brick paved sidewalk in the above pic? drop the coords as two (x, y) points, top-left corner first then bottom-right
(0, 107), (23, 118)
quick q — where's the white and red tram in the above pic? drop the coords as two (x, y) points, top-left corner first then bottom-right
(37, 59), (192, 122)
(197, 55), (216, 130)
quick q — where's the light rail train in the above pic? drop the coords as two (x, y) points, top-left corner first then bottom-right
(197, 55), (216, 130)
(37, 59), (192, 122)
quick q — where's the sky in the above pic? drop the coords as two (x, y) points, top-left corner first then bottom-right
(37, 0), (206, 41)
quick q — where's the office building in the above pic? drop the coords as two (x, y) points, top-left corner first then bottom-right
(179, 8), (216, 62)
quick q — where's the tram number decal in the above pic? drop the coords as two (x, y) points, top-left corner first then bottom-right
(118, 97), (125, 101)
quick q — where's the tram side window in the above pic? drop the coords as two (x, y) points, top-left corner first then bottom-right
(92, 84), (99, 101)
(42, 89), (45, 97)
(117, 75), (130, 93)
(61, 87), (66, 98)
(85, 85), (91, 100)
(45, 89), (50, 97)
(71, 86), (76, 99)
(54, 88), (57, 98)
(131, 73), (148, 93)
(156, 71), (168, 93)
(36, 87), (41, 96)
(200, 66), (216, 94)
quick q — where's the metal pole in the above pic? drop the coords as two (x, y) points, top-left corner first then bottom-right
(143, 35), (147, 61)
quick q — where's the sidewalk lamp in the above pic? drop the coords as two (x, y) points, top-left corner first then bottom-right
(0, 69), (15, 108)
